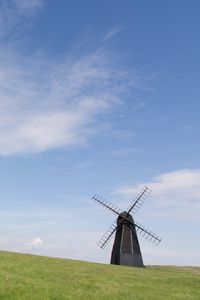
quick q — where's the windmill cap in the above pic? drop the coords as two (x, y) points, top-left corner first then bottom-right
(117, 211), (134, 224)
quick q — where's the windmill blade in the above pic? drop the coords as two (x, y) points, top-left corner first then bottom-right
(97, 220), (117, 249)
(127, 186), (151, 215)
(97, 211), (133, 249)
(92, 194), (123, 216)
(135, 222), (162, 245)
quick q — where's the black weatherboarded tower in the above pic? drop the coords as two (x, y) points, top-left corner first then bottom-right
(92, 186), (161, 267)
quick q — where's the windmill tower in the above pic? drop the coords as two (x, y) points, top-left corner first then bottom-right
(92, 186), (161, 267)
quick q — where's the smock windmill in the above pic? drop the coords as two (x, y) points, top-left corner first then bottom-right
(92, 186), (161, 267)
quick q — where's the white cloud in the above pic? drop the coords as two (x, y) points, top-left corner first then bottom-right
(0, 51), (133, 155)
(30, 237), (43, 247)
(0, 4), (138, 156)
(114, 169), (200, 220)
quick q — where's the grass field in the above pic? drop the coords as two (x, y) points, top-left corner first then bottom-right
(0, 251), (199, 300)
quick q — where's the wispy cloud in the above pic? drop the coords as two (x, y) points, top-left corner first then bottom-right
(111, 147), (138, 157)
(0, 3), (139, 156)
(111, 129), (136, 140)
(103, 26), (124, 42)
(0, 0), (44, 40)
(0, 50), (132, 155)
(114, 169), (200, 220)
(13, 0), (44, 14)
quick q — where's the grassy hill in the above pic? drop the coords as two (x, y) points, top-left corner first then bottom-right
(0, 251), (199, 300)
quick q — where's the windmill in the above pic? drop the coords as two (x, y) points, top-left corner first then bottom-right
(92, 186), (161, 267)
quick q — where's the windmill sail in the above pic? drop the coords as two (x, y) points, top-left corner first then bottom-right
(92, 194), (123, 216)
(135, 222), (162, 245)
(127, 186), (151, 215)
(97, 220), (117, 249)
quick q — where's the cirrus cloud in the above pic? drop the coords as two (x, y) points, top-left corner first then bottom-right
(0, 1), (138, 156)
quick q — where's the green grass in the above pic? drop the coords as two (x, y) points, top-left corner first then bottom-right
(0, 251), (199, 299)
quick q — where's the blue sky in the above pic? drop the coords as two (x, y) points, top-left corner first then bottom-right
(0, 0), (200, 265)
